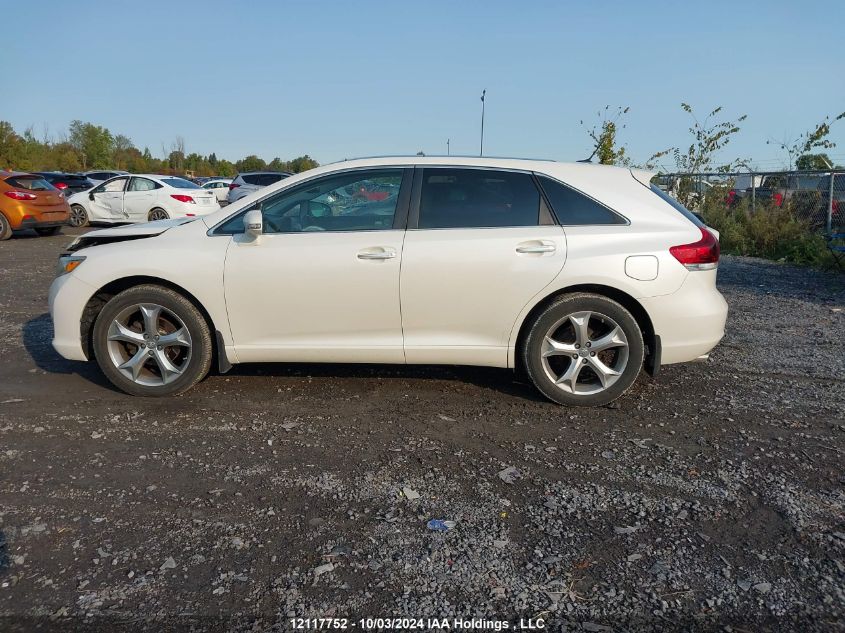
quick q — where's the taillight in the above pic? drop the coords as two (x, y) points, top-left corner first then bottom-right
(228, 183), (239, 190)
(54, 182), (68, 190)
(670, 227), (720, 271)
(773, 192), (783, 207)
(725, 190), (736, 205)
(833, 199), (840, 214)
(170, 194), (195, 204)
(4, 190), (37, 201)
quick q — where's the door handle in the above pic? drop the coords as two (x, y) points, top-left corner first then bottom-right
(516, 242), (556, 254)
(357, 248), (397, 260)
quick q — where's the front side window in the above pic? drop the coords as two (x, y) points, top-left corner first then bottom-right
(128, 177), (157, 192)
(94, 177), (129, 193)
(259, 174), (286, 186)
(217, 169), (404, 234)
(539, 176), (627, 225)
(417, 168), (541, 229)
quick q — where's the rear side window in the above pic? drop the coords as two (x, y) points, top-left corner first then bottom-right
(241, 174), (263, 185)
(259, 174), (285, 186)
(418, 168), (541, 229)
(538, 176), (626, 225)
(128, 177), (159, 192)
(5, 176), (54, 191)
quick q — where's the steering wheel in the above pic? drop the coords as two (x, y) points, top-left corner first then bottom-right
(264, 216), (282, 233)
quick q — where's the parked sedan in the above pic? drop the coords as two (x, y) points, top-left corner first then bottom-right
(34, 172), (95, 196)
(66, 174), (220, 227)
(81, 170), (129, 187)
(49, 157), (727, 406)
(201, 178), (233, 203)
(227, 171), (291, 204)
(0, 172), (70, 239)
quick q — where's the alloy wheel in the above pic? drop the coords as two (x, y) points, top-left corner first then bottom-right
(149, 209), (168, 221)
(105, 303), (192, 387)
(540, 310), (629, 396)
(69, 205), (87, 227)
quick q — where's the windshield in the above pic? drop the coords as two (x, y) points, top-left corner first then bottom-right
(160, 177), (200, 189)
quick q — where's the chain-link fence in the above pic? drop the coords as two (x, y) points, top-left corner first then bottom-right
(654, 170), (845, 233)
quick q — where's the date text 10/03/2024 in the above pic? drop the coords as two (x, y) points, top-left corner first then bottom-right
(290, 617), (546, 630)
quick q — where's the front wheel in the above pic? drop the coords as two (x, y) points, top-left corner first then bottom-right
(522, 293), (644, 407)
(0, 213), (11, 240)
(92, 285), (212, 396)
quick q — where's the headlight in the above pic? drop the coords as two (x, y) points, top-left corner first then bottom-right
(57, 255), (86, 276)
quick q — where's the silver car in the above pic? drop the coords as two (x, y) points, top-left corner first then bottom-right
(227, 171), (291, 204)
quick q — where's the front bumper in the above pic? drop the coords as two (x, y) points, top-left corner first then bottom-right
(640, 269), (728, 365)
(49, 273), (95, 361)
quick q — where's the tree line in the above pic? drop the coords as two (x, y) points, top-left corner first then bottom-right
(0, 119), (318, 177)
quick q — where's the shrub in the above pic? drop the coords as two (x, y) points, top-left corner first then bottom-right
(699, 195), (833, 267)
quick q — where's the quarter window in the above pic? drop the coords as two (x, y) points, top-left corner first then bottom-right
(417, 168), (541, 229)
(537, 176), (626, 225)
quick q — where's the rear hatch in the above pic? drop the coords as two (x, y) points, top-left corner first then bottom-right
(5, 175), (66, 207)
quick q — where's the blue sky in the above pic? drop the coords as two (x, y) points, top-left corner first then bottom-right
(6, 0), (845, 169)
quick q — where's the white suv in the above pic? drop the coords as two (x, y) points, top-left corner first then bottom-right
(49, 157), (728, 406)
(227, 171), (291, 204)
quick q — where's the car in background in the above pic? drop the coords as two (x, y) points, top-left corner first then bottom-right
(201, 178), (233, 203)
(0, 172), (70, 240)
(813, 173), (845, 228)
(49, 156), (727, 406)
(227, 171), (291, 204)
(35, 172), (95, 196)
(82, 170), (129, 187)
(66, 174), (220, 227)
(750, 174), (822, 208)
(725, 173), (763, 207)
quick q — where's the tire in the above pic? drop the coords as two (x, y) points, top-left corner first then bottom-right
(69, 204), (89, 228)
(0, 213), (11, 240)
(148, 208), (169, 222)
(92, 285), (212, 397)
(35, 226), (62, 236)
(522, 293), (644, 407)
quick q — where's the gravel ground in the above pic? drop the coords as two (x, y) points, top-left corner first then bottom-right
(0, 227), (843, 632)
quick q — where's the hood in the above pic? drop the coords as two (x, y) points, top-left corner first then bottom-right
(66, 217), (197, 252)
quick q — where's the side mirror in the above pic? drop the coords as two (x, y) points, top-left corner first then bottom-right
(244, 208), (262, 239)
(89, 192), (95, 200)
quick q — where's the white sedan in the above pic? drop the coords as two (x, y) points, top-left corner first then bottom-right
(201, 179), (233, 203)
(67, 174), (221, 227)
(49, 157), (728, 406)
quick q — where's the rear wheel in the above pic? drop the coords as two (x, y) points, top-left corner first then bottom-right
(522, 293), (644, 407)
(35, 226), (62, 236)
(92, 285), (212, 397)
(69, 204), (89, 228)
(148, 208), (169, 222)
(0, 213), (11, 240)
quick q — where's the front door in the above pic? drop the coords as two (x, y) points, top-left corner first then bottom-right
(400, 167), (567, 367)
(221, 167), (411, 363)
(89, 176), (128, 221)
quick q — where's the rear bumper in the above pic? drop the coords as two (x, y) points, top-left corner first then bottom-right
(19, 217), (68, 229)
(640, 269), (728, 365)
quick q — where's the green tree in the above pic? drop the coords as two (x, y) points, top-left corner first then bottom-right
(796, 153), (832, 170)
(236, 154), (267, 172)
(69, 120), (114, 169)
(287, 155), (319, 173)
(581, 106), (630, 165)
(769, 113), (845, 169)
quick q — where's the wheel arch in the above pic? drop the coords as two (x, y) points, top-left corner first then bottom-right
(80, 275), (227, 371)
(512, 283), (657, 374)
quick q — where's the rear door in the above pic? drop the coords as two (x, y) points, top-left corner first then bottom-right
(400, 167), (566, 367)
(89, 176), (129, 221)
(123, 177), (159, 221)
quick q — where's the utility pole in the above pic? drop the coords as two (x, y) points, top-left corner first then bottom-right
(447, 138), (450, 155)
(480, 90), (486, 156)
